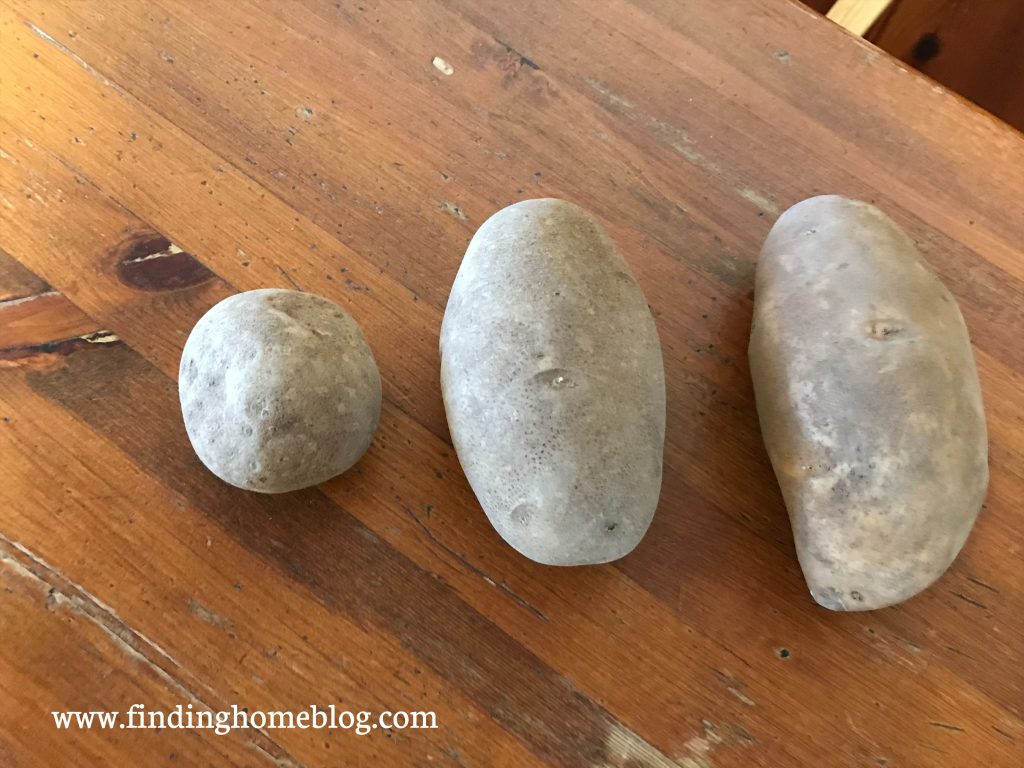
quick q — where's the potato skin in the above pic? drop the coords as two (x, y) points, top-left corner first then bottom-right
(750, 196), (988, 610)
(179, 289), (381, 493)
(440, 199), (665, 565)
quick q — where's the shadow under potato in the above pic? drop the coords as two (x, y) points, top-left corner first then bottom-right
(613, 268), (806, 610)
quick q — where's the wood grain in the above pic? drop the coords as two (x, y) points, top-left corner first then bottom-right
(1, 1), (1022, 766)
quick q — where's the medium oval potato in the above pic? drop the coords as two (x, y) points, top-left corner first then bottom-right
(180, 289), (381, 493)
(440, 199), (666, 565)
(749, 195), (988, 610)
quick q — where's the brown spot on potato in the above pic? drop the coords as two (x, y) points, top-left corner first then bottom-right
(866, 318), (904, 340)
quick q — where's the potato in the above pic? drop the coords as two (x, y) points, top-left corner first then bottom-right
(440, 199), (666, 565)
(179, 289), (381, 493)
(749, 196), (988, 610)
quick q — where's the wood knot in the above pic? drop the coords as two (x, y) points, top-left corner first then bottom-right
(114, 232), (215, 292)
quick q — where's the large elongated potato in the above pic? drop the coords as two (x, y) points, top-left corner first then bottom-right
(440, 199), (665, 565)
(750, 196), (988, 610)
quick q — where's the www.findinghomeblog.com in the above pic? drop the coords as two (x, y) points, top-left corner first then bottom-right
(52, 703), (439, 737)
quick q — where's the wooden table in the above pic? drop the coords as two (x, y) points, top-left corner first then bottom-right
(1, 1), (1021, 765)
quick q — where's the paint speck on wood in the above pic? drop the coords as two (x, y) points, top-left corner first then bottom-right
(432, 56), (454, 76)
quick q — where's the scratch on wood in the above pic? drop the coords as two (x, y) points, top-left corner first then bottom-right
(25, 22), (113, 88)
(188, 598), (231, 629)
(945, 645), (977, 661)
(709, 638), (753, 671)
(901, 638), (922, 654)
(677, 720), (725, 768)
(950, 591), (987, 609)
(583, 76), (779, 215)
(438, 201), (468, 221)
(0, 535), (305, 767)
(584, 76), (637, 114)
(860, 626), (920, 671)
(735, 187), (781, 216)
(928, 722), (965, 732)
(966, 576), (998, 593)
(712, 667), (756, 706)
(495, 38), (540, 70)
(727, 686), (756, 707)
(602, 718), (736, 768)
(402, 506), (550, 623)
(0, 290), (59, 307)
(601, 720), (682, 768)
(277, 265), (303, 291)
(646, 116), (715, 169)
(846, 713), (884, 751)
(0, 538), (187, 673)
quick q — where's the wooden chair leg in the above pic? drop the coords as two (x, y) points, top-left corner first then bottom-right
(827, 0), (896, 35)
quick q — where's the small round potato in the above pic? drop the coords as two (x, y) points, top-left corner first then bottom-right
(179, 289), (381, 493)
(749, 196), (988, 610)
(441, 199), (666, 566)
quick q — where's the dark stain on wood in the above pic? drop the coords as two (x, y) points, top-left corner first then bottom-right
(911, 32), (941, 64)
(114, 232), (215, 292)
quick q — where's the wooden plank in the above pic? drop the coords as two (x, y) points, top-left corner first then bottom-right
(0, 291), (97, 352)
(1, 0), (1022, 765)
(0, 535), (278, 766)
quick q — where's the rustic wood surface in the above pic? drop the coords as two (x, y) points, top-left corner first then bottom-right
(1, 1), (1022, 766)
